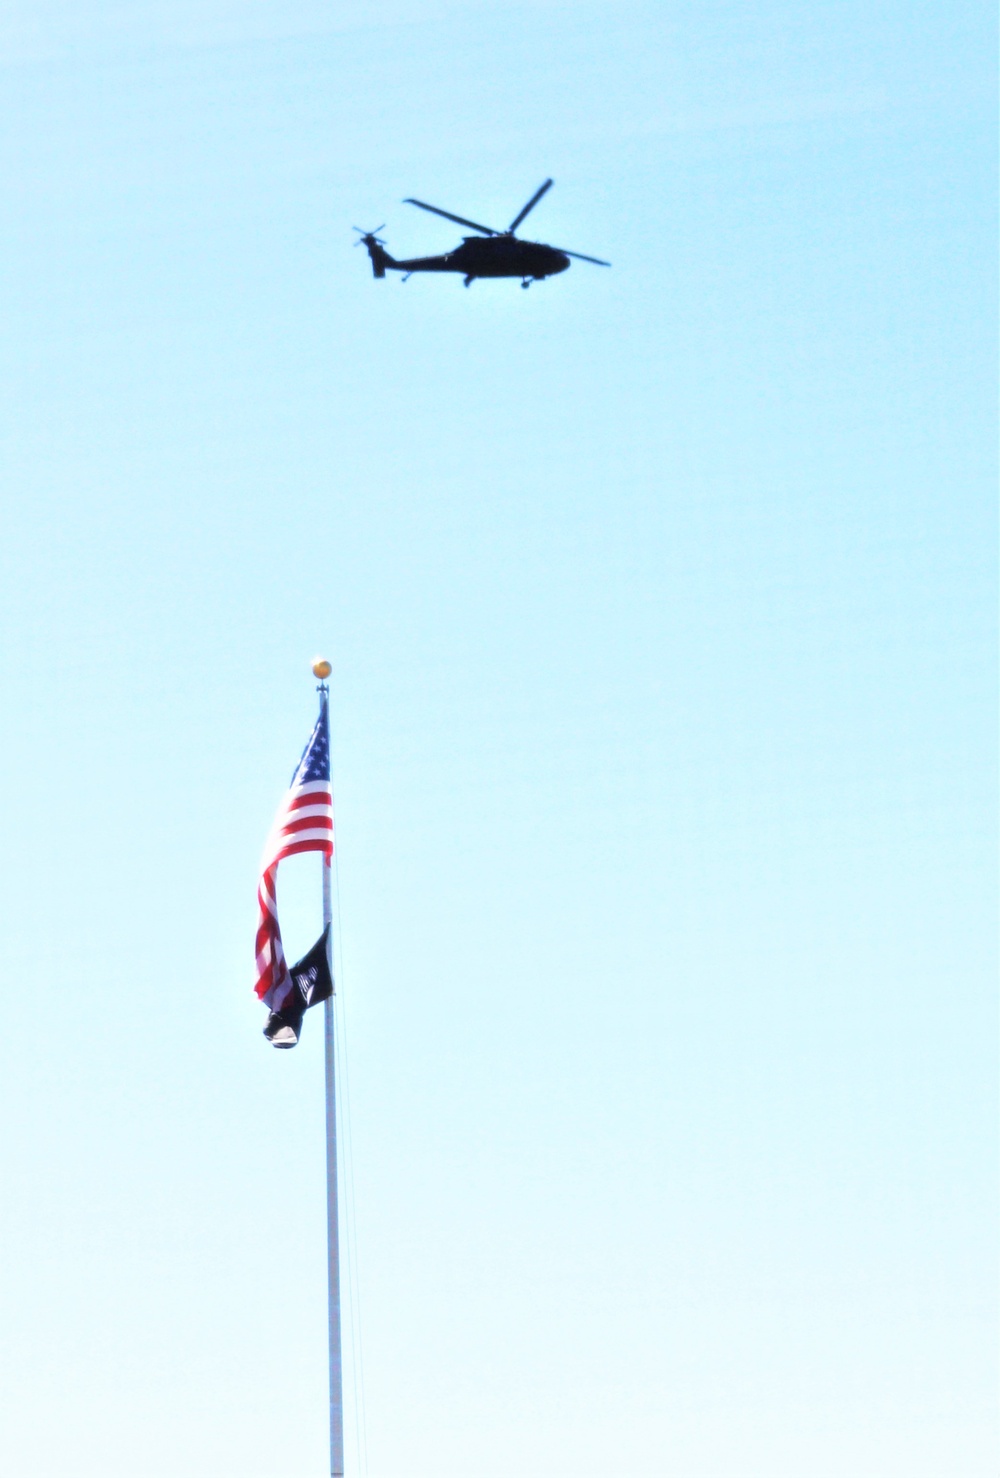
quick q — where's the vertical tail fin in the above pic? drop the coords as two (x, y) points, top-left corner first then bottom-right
(355, 229), (395, 279)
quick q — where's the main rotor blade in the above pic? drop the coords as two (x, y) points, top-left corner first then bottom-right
(558, 248), (612, 266)
(508, 178), (553, 233)
(403, 198), (498, 235)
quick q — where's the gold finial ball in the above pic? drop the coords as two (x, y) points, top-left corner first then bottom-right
(312, 657), (332, 680)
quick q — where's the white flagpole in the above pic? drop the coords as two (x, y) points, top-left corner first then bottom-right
(314, 662), (344, 1478)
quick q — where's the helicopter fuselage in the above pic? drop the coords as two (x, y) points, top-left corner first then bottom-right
(376, 234), (570, 282)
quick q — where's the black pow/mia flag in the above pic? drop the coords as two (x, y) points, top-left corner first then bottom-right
(263, 926), (334, 1049)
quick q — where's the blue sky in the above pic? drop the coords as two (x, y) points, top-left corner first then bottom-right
(0, 3), (995, 1475)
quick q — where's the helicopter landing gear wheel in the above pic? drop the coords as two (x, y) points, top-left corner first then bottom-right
(463, 275), (474, 287)
(521, 277), (531, 289)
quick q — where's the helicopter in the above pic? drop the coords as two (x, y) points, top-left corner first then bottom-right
(355, 178), (610, 288)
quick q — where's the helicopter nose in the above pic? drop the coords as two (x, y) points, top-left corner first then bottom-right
(552, 251), (570, 273)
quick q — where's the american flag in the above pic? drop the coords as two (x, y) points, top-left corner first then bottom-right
(255, 696), (334, 1015)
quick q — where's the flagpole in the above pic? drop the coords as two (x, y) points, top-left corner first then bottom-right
(314, 660), (344, 1478)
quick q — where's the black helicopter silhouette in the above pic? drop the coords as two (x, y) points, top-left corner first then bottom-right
(356, 179), (610, 288)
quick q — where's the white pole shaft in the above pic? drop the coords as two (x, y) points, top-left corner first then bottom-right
(323, 855), (345, 1478)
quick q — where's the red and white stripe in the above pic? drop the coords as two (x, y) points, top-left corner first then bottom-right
(254, 779), (333, 1008)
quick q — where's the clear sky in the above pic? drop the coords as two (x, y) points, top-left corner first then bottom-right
(0, 3), (995, 1476)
